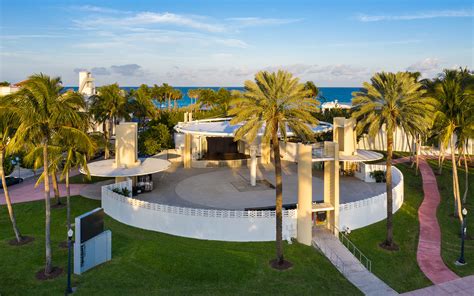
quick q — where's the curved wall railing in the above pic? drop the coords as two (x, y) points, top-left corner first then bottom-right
(102, 180), (297, 242)
(338, 166), (404, 231)
(102, 166), (403, 241)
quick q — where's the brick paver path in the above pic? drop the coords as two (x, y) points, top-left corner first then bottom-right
(416, 159), (459, 284)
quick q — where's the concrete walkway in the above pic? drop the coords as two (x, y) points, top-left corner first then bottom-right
(402, 275), (474, 296)
(416, 159), (459, 284)
(0, 173), (86, 205)
(312, 227), (398, 295)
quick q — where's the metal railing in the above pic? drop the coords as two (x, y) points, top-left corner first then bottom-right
(327, 223), (372, 272)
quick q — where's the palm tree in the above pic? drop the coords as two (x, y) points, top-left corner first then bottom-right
(129, 84), (157, 129)
(352, 72), (436, 249)
(158, 83), (174, 111)
(187, 88), (200, 105)
(304, 81), (319, 99)
(89, 83), (129, 159)
(171, 88), (183, 110)
(7, 74), (87, 276)
(430, 69), (473, 218)
(0, 106), (24, 243)
(229, 70), (318, 268)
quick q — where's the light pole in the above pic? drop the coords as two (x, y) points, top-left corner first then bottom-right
(455, 208), (468, 266)
(15, 157), (20, 179)
(65, 228), (74, 294)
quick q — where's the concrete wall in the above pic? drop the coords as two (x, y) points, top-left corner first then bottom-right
(339, 166), (404, 231)
(102, 180), (297, 242)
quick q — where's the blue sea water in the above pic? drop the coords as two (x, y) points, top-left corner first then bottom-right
(65, 86), (359, 108)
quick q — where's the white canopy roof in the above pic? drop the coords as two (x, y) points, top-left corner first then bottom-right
(312, 149), (384, 162)
(82, 158), (171, 177)
(174, 118), (333, 137)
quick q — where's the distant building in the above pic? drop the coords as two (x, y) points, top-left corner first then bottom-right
(78, 71), (96, 98)
(0, 82), (22, 96)
(321, 100), (351, 111)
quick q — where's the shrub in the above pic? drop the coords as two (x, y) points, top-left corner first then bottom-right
(369, 170), (386, 183)
(138, 123), (172, 156)
(3, 155), (15, 176)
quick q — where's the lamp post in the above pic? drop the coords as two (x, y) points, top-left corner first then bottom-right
(65, 228), (74, 294)
(15, 157), (20, 179)
(455, 208), (468, 266)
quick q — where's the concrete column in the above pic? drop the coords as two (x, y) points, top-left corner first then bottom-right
(297, 143), (313, 246)
(323, 142), (340, 236)
(250, 145), (257, 186)
(183, 133), (192, 168)
(188, 112), (193, 122)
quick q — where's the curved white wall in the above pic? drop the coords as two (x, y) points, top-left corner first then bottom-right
(339, 167), (404, 231)
(102, 166), (403, 241)
(102, 180), (297, 242)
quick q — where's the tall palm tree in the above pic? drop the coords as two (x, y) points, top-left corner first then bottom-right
(229, 70), (318, 268)
(352, 72), (436, 249)
(187, 88), (200, 105)
(430, 69), (473, 218)
(159, 83), (174, 111)
(0, 106), (24, 243)
(171, 88), (183, 110)
(89, 83), (129, 159)
(129, 84), (157, 129)
(304, 81), (319, 99)
(7, 74), (87, 276)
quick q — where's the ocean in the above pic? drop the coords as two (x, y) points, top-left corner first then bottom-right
(65, 86), (359, 108)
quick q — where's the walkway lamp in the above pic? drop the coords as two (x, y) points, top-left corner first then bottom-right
(15, 157), (20, 179)
(455, 208), (468, 266)
(65, 228), (74, 294)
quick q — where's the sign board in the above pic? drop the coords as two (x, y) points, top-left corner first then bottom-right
(74, 208), (112, 275)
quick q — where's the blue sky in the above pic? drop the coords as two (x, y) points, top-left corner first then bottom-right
(0, 0), (472, 86)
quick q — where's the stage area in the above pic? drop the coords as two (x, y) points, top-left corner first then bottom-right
(125, 160), (386, 210)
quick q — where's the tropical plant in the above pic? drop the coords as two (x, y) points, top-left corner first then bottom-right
(7, 74), (89, 276)
(304, 81), (319, 99)
(352, 72), (436, 249)
(171, 88), (183, 110)
(138, 123), (172, 156)
(0, 104), (24, 243)
(229, 70), (318, 268)
(129, 84), (157, 129)
(156, 83), (174, 111)
(187, 89), (200, 105)
(430, 68), (474, 215)
(89, 83), (129, 159)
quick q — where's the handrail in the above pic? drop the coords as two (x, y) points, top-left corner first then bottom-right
(327, 223), (372, 272)
(312, 241), (347, 275)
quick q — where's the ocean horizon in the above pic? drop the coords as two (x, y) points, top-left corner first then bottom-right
(65, 86), (359, 107)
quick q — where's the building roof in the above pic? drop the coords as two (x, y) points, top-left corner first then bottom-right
(82, 157), (171, 177)
(174, 118), (333, 137)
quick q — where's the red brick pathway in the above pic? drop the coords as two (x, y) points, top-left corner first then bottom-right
(416, 159), (459, 284)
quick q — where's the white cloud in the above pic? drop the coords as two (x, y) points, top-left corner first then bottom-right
(405, 58), (443, 78)
(356, 9), (473, 22)
(71, 5), (128, 14)
(227, 17), (302, 27)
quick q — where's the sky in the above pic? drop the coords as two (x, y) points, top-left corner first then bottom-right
(0, 0), (473, 86)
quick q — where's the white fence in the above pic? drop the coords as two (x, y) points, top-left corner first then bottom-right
(102, 166), (403, 241)
(102, 180), (297, 242)
(339, 166), (404, 231)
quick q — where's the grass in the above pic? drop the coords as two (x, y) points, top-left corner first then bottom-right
(349, 163), (432, 293)
(61, 174), (113, 184)
(428, 159), (474, 277)
(0, 196), (361, 295)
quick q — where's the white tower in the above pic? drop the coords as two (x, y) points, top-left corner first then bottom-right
(78, 71), (96, 97)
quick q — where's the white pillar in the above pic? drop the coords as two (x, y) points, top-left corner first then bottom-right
(250, 145), (257, 186)
(297, 143), (313, 246)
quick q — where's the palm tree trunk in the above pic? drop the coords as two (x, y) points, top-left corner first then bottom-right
(168, 96), (171, 111)
(272, 132), (284, 264)
(43, 141), (53, 274)
(415, 135), (420, 175)
(104, 121), (109, 160)
(450, 138), (462, 221)
(51, 170), (61, 205)
(462, 150), (469, 204)
(0, 148), (22, 243)
(385, 126), (394, 246)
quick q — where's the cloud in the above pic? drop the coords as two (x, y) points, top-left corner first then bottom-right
(110, 64), (143, 76)
(71, 5), (127, 14)
(227, 17), (302, 27)
(91, 67), (111, 75)
(73, 68), (87, 74)
(82, 12), (225, 33)
(356, 9), (474, 22)
(406, 58), (440, 77)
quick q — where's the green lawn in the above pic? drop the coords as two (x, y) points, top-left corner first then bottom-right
(349, 163), (432, 293)
(428, 159), (474, 277)
(61, 174), (113, 184)
(0, 197), (360, 295)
